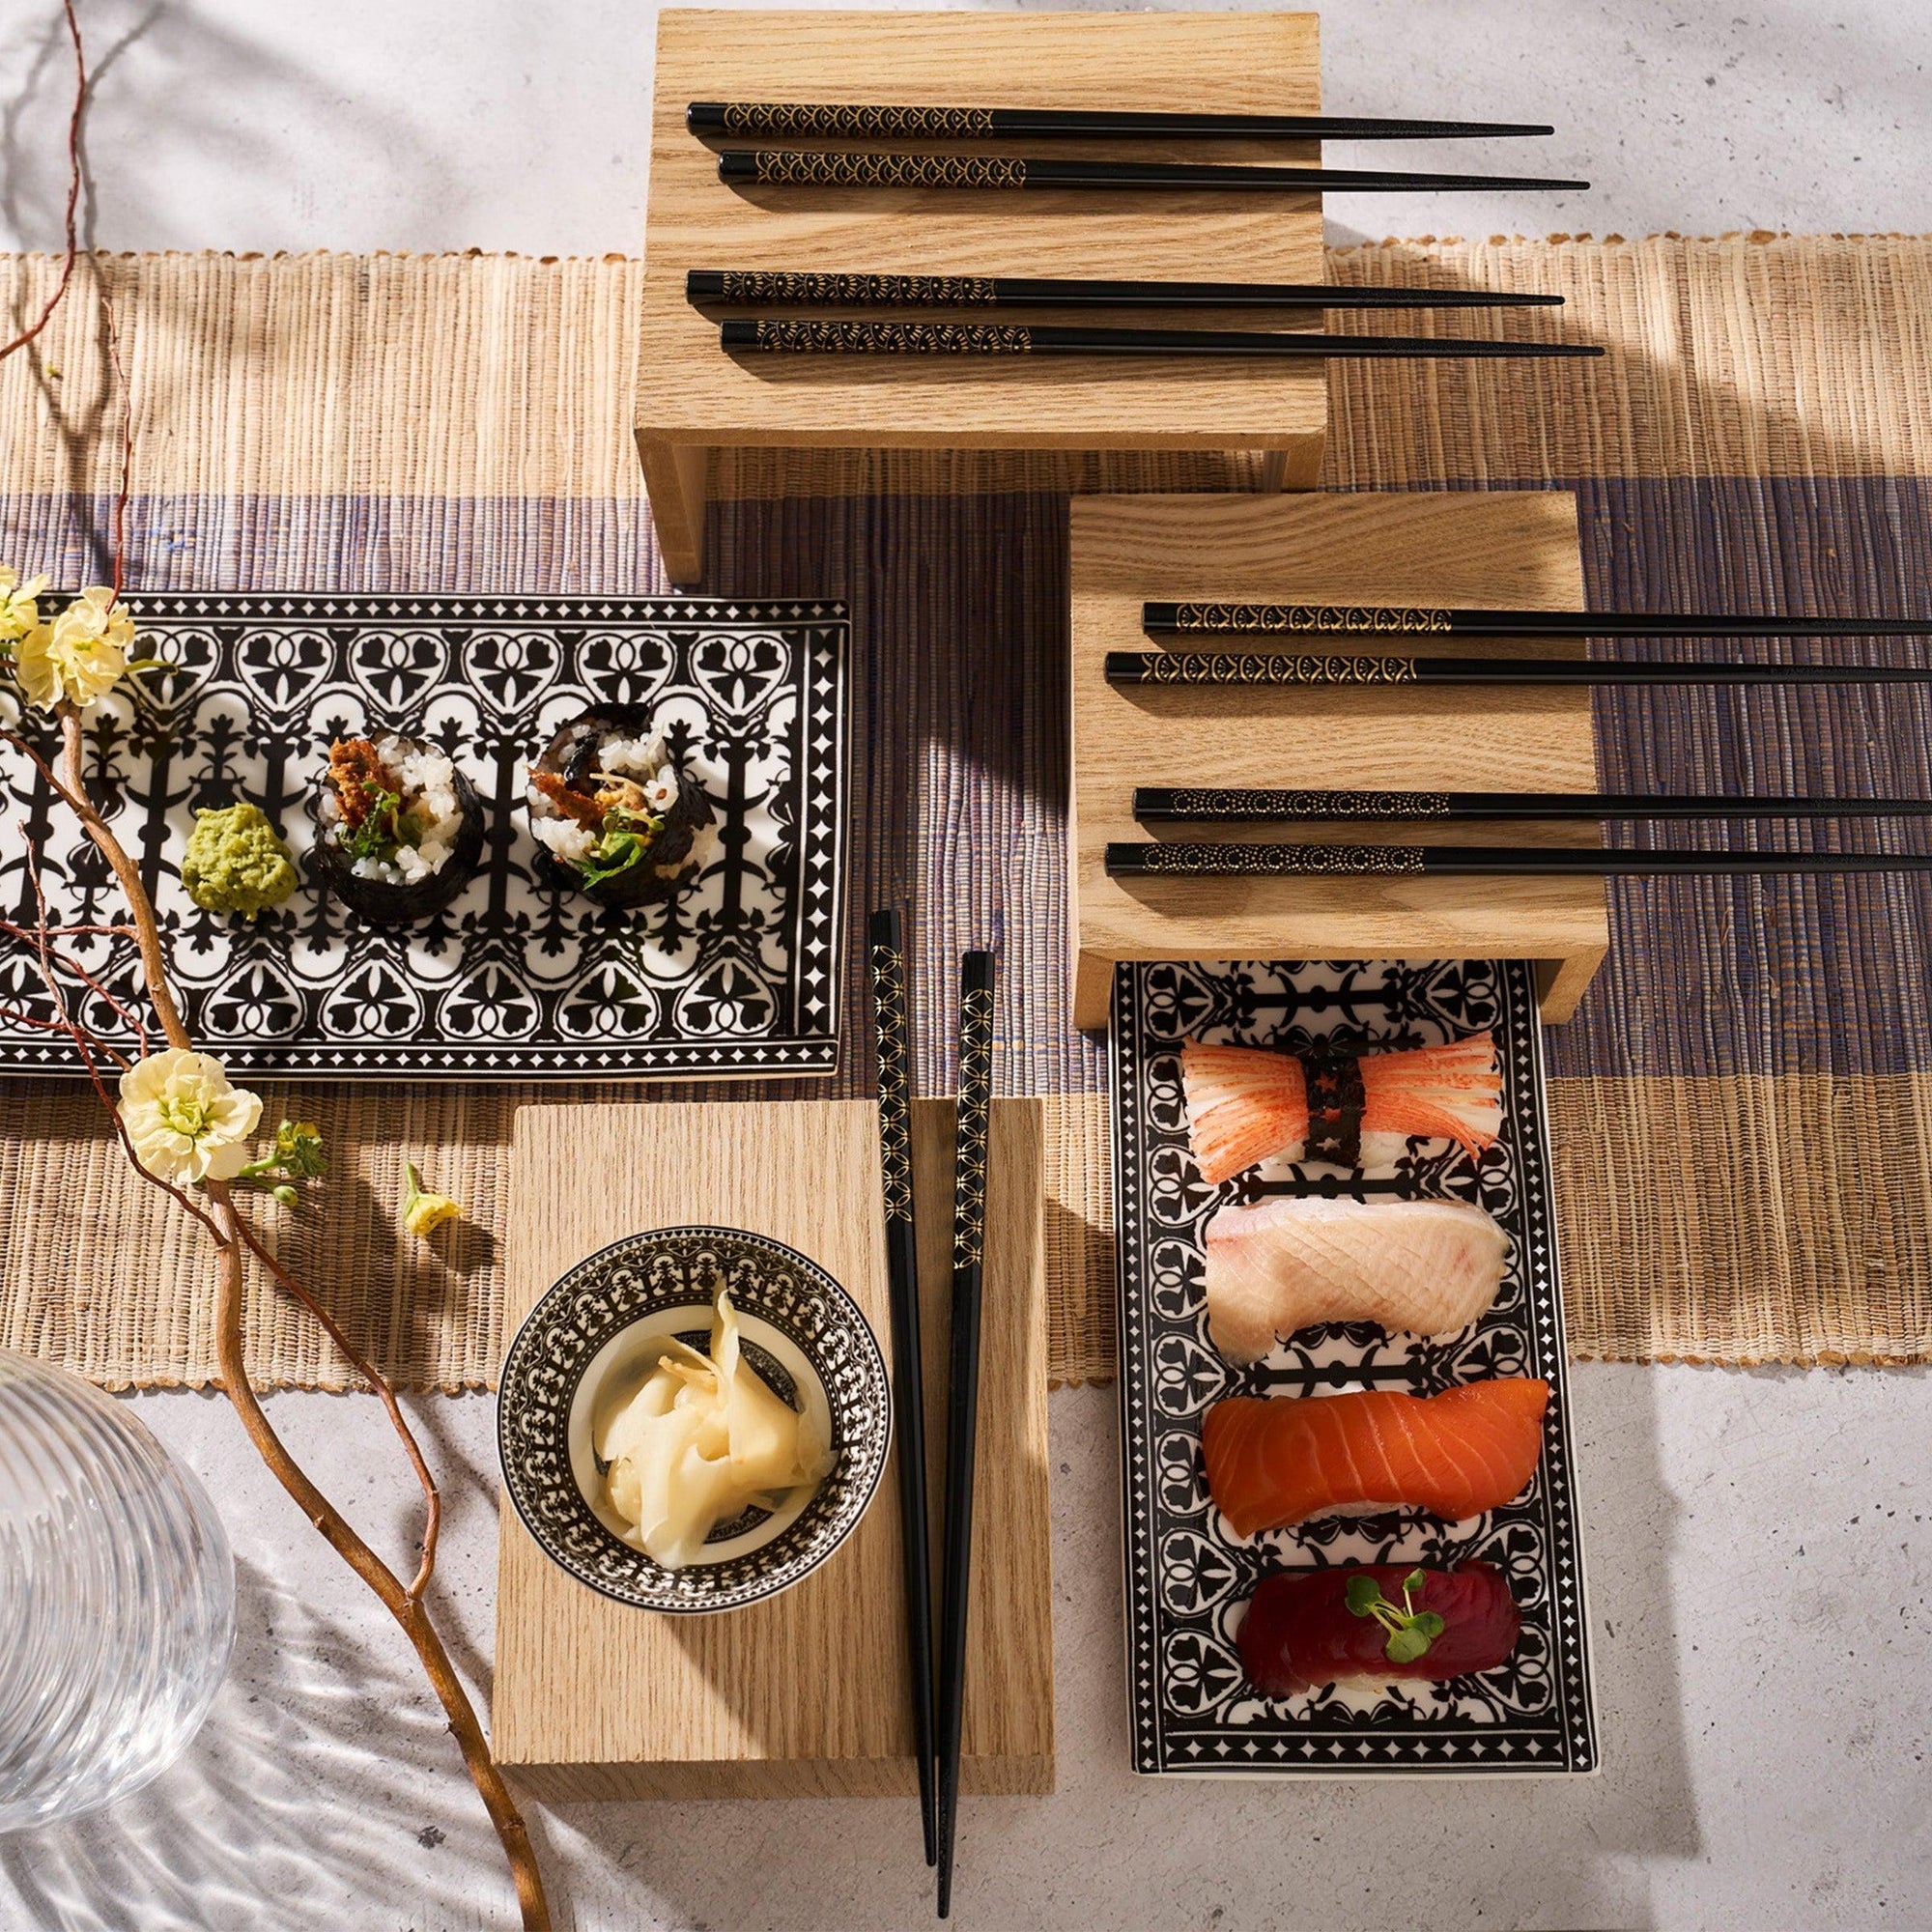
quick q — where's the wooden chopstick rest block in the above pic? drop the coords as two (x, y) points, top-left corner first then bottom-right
(635, 8), (1328, 582)
(492, 1097), (1054, 1801)
(1068, 490), (1611, 1029)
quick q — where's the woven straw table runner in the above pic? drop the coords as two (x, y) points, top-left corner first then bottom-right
(3, 236), (1930, 1388)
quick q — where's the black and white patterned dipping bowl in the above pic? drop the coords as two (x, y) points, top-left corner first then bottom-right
(497, 1226), (892, 1614)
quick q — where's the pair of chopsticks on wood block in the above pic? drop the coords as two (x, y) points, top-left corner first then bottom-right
(867, 909), (994, 1919)
(1107, 599), (1932, 878)
(694, 99), (1598, 364)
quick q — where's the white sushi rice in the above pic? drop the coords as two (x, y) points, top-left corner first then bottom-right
(348, 735), (463, 884)
(595, 729), (668, 776)
(530, 814), (598, 865)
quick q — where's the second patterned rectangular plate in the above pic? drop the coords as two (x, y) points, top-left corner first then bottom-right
(0, 593), (846, 1079)
(1112, 957), (1597, 1776)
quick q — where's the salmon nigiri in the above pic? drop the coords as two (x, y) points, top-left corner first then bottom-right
(1181, 1033), (1502, 1184)
(1202, 1378), (1549, 1536)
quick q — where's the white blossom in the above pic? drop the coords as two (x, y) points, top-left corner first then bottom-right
(118, 1048), (265, 1184)
(17, 586), (135, 709)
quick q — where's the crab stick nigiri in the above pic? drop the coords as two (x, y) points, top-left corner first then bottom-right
(1237, 1563), (1522, 1699)
(1202, 1378), (1549, 1536)
(1181, 1032), (1502, 1184)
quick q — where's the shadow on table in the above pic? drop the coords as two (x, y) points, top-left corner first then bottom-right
(538, 1372), (1692, 1932)
(0, 1556), (497, 1932)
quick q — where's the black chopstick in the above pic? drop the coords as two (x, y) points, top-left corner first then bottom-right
(1144, 600), (1932, 639)
(1105, 841), (1932, 878)
(689, 101), (1556, 142)
(1104, 651), (1932, 687)
(688, 270), (1564, 312)
(935, 950), (995, 1922)
(723, 320), (1600, 361)
(1133, 787), (1932, 823)
(719, 151), (1588, 193)
(868, 909), (938, 1870)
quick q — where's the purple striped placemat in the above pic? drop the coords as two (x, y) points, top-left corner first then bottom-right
(2, 237), (1927, 1386)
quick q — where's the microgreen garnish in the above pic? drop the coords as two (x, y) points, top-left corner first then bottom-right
(576, 810), (665, 886)
(1344, 1568), (1448, 1665)
(343, 787), (420, 864)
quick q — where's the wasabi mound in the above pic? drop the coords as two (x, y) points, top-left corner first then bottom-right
(181, 803), (298, 917)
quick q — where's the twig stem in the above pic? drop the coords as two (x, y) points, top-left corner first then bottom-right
(0, 0), (85, 361)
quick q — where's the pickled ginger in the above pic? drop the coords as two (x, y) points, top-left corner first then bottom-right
(598, 1281), (834, 1568)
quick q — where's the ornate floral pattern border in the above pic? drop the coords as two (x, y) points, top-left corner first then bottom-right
(0, 594), (847, 1077)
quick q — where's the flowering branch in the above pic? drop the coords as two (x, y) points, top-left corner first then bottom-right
(1, 700), (553, 1928)
(0, 9), (553, 1922)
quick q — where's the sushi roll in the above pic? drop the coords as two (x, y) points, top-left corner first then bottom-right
(525, 704), (717, 911)
(313, 733), (485, 924)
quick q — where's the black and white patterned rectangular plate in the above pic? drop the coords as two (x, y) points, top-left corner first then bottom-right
(1112, 958), (1597, 1776)
(0, 593), (846, 1078)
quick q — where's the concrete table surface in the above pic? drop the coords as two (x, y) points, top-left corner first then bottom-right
(3, 1375), (1928, 1931)
(3, 0), (1931, 253)
(2, 3), (1930, 1928)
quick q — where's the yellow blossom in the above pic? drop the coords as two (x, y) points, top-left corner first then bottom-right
(16, 586), (135, 709)
(401, 1161), (462, 1239)
(118, 1048), (265, 1185)
(0, 567), (45, 646)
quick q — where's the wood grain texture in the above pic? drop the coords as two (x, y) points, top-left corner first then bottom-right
(1067, 492), (1610, 1028)
(634, 9), (1329, 576)
(493, 1097), (1053, 1801)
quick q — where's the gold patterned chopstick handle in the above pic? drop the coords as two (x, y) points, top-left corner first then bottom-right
(1109, 841), (1430, 876)
(719, 103), (996, 139)
(749, 150), (1027, 189)
(869, 928), (914, 1226)
(1158, 787), (1453, 818)
(742, 320), (1034, 355)
(713, 271), (998, 307)
(952, 964), (995, 1274)
(1167, 603), (1456, 635)
(1114, 652), (1419, 685)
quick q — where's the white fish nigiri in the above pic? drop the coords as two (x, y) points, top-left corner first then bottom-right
(1204, 1196), (1508, 1364)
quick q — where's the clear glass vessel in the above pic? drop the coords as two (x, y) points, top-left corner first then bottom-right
(0, 1350), (236, 1832)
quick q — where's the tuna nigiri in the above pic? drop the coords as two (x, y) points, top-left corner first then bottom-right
(1202, 1378), (1549, 1536)
(1181, 1033), (1502, 1184)
(1236, 1563), (1522, 1698)
(1205, 1194), (1508, 1363)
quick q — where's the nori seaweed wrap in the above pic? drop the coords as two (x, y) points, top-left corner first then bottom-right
(525, 704), (717, 911)
(313, 733), (486, 925)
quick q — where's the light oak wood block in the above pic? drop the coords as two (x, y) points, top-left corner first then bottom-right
(636, 9), (1329, 582)
(1068, 491), (1610, 1028)
(493, 1097), (1054, 1801)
